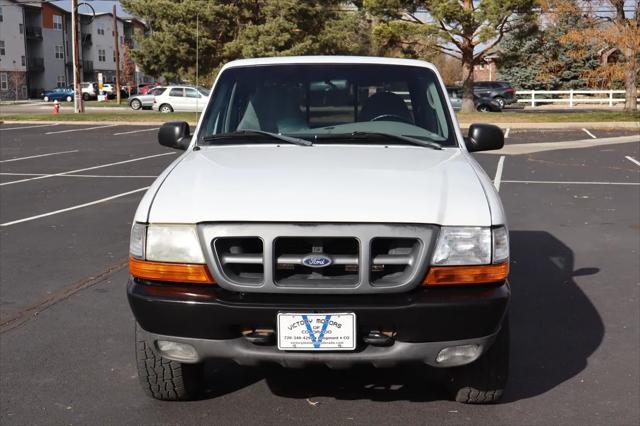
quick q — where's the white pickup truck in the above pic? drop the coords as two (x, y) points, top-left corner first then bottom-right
(127, 56), (509, 403)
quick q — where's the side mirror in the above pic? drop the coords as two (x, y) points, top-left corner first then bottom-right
(158, 121), (191, 150)
(465, 123), (504, 152)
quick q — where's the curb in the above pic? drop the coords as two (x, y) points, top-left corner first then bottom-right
(458, 121), (639, 129)
(1, 119), (638, 130)
(0, 120), (197, 126)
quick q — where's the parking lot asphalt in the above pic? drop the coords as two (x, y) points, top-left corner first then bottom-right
(0, 123), (639, 425)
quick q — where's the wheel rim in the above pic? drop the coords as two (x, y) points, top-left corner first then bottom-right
(44, 97), (49, 102)
(496, 98), (505, 108)
(131, 100), (141, 109)
(161, 105), (171, 113)
(66, 96), (72, 102)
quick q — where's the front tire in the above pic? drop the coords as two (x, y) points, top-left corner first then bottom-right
(66, 96), (73, 102)
(82, 93), (90, 101)
(494, 96), (506, 109)
(159, 103), (173, 113)
(445, 316), (509, 404)
(130, 99), (142, 110)
(477, 104), (490, 112)
(135, 323), (204, 401)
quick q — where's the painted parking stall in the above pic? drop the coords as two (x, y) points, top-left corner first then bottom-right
(0, 123), (639, 425)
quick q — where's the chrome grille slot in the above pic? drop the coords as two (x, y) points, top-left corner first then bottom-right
(274, 237), (359, 286)
(370, 238), (421, 286)
(213, 237), (264, 284)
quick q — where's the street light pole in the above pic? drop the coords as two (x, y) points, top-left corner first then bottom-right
(71, 0), (83, 112)
(113, 5), (121, 105)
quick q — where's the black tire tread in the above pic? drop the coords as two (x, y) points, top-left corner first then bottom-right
(135, 324), (203, 401)
(446, 317), (510, 404)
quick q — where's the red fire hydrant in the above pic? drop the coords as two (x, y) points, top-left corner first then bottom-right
(53, 100), (60, 114)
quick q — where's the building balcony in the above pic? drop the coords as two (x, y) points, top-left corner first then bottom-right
(81, 33), (92, 46)
(27, 57), (45, 72)
(82, 60), (94, 72)
(26, 26), (43, 40)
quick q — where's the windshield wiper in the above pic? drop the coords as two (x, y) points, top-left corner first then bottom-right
(311, 131), (442, 150)
(202, 130), (312, 147)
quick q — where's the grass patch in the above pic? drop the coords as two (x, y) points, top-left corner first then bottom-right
(457, 111), (640, 123)
(83, 100), (129, 108)
(0, 112), (199, 123)
(2, 110), (637, 125)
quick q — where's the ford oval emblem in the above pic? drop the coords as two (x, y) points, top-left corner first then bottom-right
(302, 254), (333, 268)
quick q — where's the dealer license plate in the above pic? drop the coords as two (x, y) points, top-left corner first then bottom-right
(277, 313), (356, 351)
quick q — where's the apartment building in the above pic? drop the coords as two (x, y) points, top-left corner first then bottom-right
(0, 0), (28, 101)
(2, 0), (152, 100)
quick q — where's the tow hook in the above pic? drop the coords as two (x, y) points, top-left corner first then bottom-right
(242, 329), (275, 345)
(363, 330), (395, 346)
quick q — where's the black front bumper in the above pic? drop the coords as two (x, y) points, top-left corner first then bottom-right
(127, 278), (510, 343)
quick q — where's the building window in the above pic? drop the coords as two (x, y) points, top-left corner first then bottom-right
(55, 45), (64, 59)
(21, 56), (25, 66)
(0, 41), (4, 56)
(57, 75), (66, 88)
(0, 7), (3, 23)
(22, 85), (28, 98)
(97, 23), (105, 35)
(19, 23), (24, 34)
(98, 49), (106, 62)
(53, 15), (63, 31)
(0, 73), (7, 91)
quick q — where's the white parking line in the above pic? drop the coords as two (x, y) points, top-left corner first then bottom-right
(0, 123), (60, 131)
(582, 128), (597, 139)
(494, 155), (505, 191)
(44, 124), (118, 135)
(0, 187), (150, 227)
(502, 180), (640, 186)
(625, 156), (640, 167)
(504, 128), (510, 138)
(0, 150), (78, 163)
(0, 172), (156, 178)
(113, 128), (158, 136)
(0, 152), (174, 186)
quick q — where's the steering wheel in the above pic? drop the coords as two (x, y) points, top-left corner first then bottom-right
(370, 114), (412, 124)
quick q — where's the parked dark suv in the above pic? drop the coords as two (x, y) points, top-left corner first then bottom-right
(474, 81), (516, 108)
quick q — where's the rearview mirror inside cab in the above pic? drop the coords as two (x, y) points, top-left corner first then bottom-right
(158, 121), (191, 150)
(465, 124), (504, 152)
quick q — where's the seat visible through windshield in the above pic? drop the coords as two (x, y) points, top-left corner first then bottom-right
(200, 64), (456, 147)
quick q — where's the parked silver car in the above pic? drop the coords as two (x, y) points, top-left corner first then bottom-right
(129, 87), (167, 110)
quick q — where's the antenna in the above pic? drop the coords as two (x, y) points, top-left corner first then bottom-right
(195, 12), (199, 124)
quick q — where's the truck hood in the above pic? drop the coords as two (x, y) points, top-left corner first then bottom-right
(147, 144), (492, 226)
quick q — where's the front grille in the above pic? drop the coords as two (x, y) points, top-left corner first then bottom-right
(203, 224), (435, 294)
(370, 238), (421, 286)
(214, 237), (264, 285)
(274, 237), (359, 286)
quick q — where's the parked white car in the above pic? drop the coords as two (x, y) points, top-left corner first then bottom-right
(151, 85), (210, 112)
(80, 82), (98, 101)
(128, 56), (508, 404)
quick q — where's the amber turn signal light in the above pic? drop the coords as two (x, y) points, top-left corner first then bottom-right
(129, 257), (215, 284)
(423, 262), (509, 286)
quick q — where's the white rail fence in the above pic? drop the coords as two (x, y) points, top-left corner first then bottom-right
(517, 90), (640, 107)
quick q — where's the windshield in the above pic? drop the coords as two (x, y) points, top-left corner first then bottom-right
(199, 64), (457, 147)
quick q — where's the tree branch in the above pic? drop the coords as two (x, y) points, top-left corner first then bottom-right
(474, 15), (510, 60)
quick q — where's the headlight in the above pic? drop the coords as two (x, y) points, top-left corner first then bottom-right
(425, 226), (509, 286)
(128, 223), (214, 284)
(432, 226), (509, 265)
(146, 224), (205, 263)
(432, 227), (491, 265)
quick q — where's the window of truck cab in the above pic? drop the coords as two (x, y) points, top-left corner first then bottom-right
(199, 64), (457, 147)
